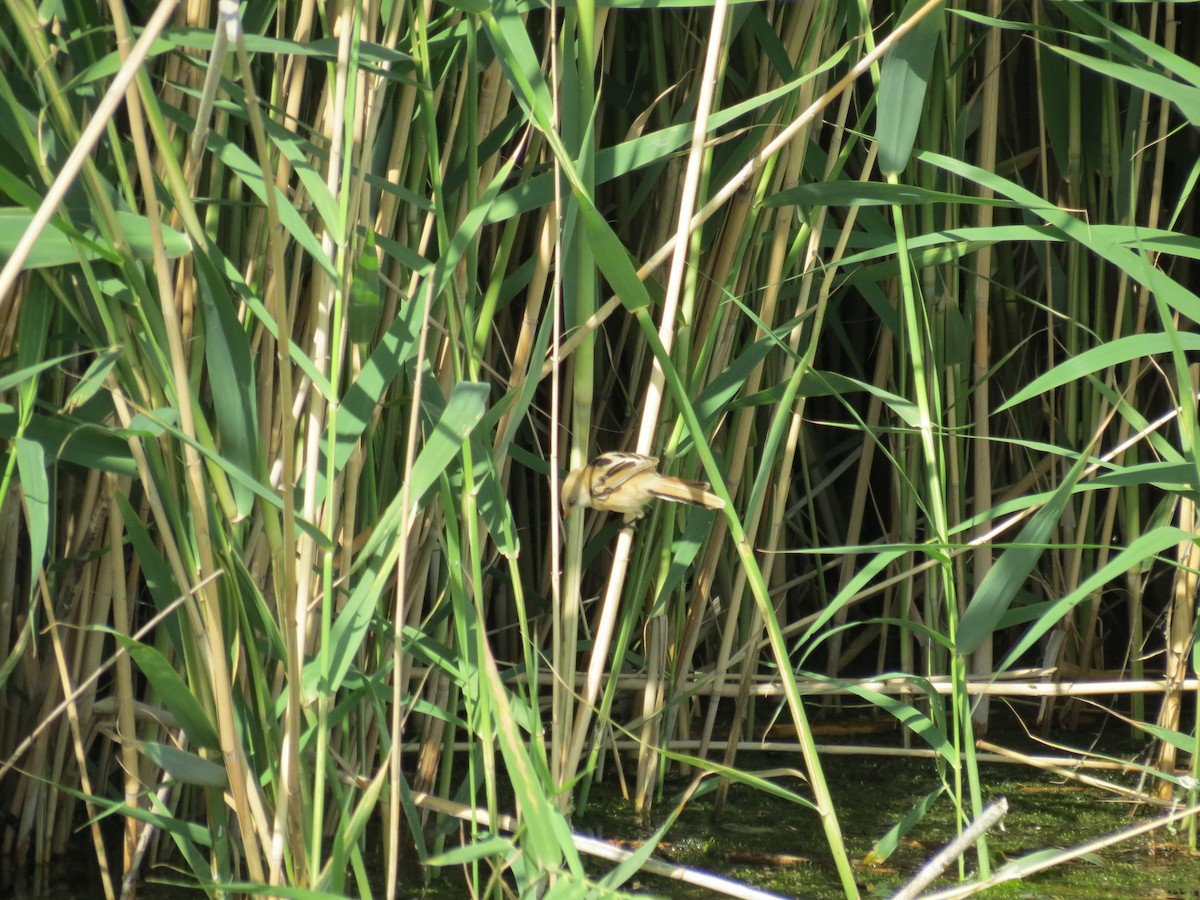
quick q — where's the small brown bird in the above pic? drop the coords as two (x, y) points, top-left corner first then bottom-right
(561, 452), (726, 524)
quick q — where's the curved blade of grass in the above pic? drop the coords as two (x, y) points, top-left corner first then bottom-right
(1091, 461), (1196, 490)
(769, 181), (1023, 209)
(481, 1), (555, 133)
(113, 492), (187, 654)
(320, 381), (489, 696)
(852, 683), (954, 760)
(838, 223), (1200, 273)
(426, 836), (515, 867)
(112, 634), (221, 751)
(919, 150), (1200, 324)
(471, 436), (519, 559)
(956, 451), (1089, 655)
(866, 783), (946, 864)
(195, 253), (259, 517)
(808, 370), (923, 428)
(997, 333), (1200, 413)
(63, 346), (122, 413)
(0, 353), (79, 394)
(488, 59), (846, 225)
(1136, 722), (1196, 756)
(648, 512), (717, 617)
(0, 208), (190, 268)
(1045, 40), (1200, 127)
(1060, 2), (1200, 87)
(799, 616), (957, 664)
(160, 104), (336, 278)
(139, 741), (228, 788)
(481, 632), (584, 879)
(60, 784), (213, 883)
(332, 285), (423, 473)
(15, 437), (48, 592)
(209, 244), (336, 400)
(133, 406), (327, 545)
(996, 526), (1196, 671)
(797, 548), (910, 646)
(316, 758), (389, 893)
(598, 776), (714, 892)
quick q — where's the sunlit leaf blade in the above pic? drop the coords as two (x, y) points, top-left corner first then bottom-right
(956, 458), (1087, 656)
(139, 741), (228, 787)
(15, 437), (48, 590)
(0, 208), (191, 269)
(768, 181), (1018, 209)
(348, 230), (382, 344)
(63, 346), (122, 413)
(998, 333), (1200, 413)
(195, 253), (260, 517)
(114, 635), (222, 751)
(410, 382), (490, 503)
(996, 527), (1197, 669)
(472, 436), (519, 559)
(877, 0), (945, 176)
(319, 382), (490, 696)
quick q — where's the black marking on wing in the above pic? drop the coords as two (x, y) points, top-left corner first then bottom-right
(591, 454), (652, 499)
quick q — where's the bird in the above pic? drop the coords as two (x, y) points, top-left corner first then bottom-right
(561, 452), (726, 524)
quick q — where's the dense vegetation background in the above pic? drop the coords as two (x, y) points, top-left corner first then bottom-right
(1, 0), (1199, 897)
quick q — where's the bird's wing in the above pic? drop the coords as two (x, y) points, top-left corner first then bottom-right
(590, 452), (658, 499)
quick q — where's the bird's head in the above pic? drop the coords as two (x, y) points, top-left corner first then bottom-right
(561, 466), (590, 516)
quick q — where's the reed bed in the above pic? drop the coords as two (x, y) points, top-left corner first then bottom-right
(1, 0), (1198, 897)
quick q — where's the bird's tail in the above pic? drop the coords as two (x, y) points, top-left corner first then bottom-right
(648, 475), (726, 510)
